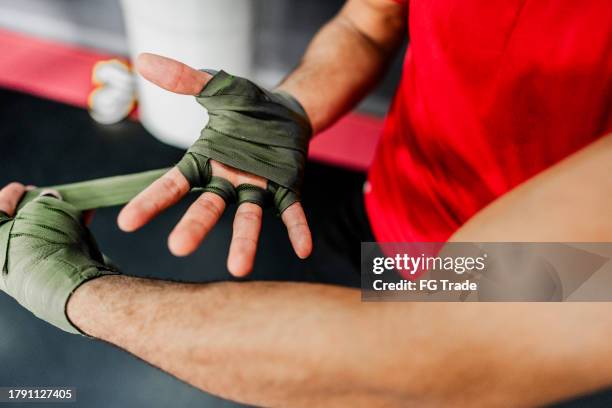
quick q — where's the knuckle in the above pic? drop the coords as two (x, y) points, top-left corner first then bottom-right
(160, 175), (184, 198)
(134, 195), (162, 215)
(233, 235), (258, 247)
(194, 196), (223, 218)
(287, 220), (308, 231)
(237, 208), (262, 223)
(169, 61), (186, 90)
(182, 216), (208, 234)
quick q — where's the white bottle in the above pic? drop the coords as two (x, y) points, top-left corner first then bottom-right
(120, 0), (254, 148)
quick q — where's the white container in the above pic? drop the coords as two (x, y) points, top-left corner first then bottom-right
(120, 0), (254, 148)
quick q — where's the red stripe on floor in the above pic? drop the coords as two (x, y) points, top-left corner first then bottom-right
(310, 113), (382, 171)
(0, 28), (115, 107)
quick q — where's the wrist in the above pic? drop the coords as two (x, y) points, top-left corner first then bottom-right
(66, 274), (125, 339)
(274, 83), (319, 134)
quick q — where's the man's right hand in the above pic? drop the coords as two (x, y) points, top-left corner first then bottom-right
(118, 54), (313, 277)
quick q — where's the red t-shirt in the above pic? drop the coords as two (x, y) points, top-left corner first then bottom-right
(365, 0), (612, 242)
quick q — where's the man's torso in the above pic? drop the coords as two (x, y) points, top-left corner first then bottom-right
(366, 0), (612, 242)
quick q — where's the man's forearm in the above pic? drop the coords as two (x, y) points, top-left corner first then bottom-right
(67, 276), (399, 407)
(67, 275), (612, 407)
(277, 0), (406, 133)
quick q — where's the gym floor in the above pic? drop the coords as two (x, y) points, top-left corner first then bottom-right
(0, 88), (609, 407)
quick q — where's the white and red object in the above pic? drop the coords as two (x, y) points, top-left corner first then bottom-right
(89, 59), (136, 125)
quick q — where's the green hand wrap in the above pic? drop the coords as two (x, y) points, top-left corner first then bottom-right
(3, 169), (173, 335)
(17, 168), (169, 211)
(0, 195), (117, 334)
(176, 70), (312, 213)
(202, 176), (236, 205)
(236, 184), (269, 207)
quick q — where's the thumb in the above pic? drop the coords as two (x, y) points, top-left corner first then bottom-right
(135, 53), (213, 95)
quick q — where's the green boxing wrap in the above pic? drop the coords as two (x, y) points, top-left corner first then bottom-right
(3, 169), (175, 335)
(0, 195), (117, 335)
(1, 167), (224, 335)
(176, 70), (312, 213)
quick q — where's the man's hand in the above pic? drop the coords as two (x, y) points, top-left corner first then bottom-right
(0, 183), (116, 334)
(118, 53), (313, 277)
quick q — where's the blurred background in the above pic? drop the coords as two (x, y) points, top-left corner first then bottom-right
(0, 0), (401, 105)
(0, 1), (609, 407)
